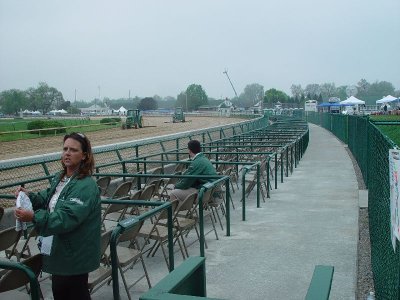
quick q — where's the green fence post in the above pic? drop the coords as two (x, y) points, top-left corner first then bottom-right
(257, 164), (260, 208)
(198, 188), (205, 257)
(275, 153), (278, 189)
(242, 169), (246, 221)
(225, 178), (231, 236)
(167, 204), (174, 271)
(281, 151), (284, 183)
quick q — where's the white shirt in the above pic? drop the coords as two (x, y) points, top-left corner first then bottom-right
(48, 177), (70, 212)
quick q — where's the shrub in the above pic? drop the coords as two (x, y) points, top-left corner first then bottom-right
(27, 120), (66, 135)
(100, 117), (121, 125)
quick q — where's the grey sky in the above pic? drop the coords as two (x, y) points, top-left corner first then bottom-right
(1, 0), (399, 102)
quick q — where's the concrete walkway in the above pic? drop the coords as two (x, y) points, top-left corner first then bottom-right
(7, 123), (359, 299)
(204, 123), (359, 300)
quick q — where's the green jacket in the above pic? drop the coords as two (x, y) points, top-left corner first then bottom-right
(175, 153), (217, 190)
(30, 172), (101, 275)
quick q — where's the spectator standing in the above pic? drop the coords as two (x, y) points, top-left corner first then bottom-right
(15, 132), (101, 300)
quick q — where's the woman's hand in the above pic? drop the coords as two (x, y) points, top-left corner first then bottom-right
(15, 208), (34, 222)
(15, 186), (28, 198)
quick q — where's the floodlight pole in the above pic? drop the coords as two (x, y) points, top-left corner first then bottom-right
(223, 70), (238, 98)
(185, 92), (188, 112)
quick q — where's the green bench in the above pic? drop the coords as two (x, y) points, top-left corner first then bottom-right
(140, 256), (222, 300)
(305, 265), (334, 300)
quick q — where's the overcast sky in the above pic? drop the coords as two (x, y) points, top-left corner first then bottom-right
(1, 1), (399, 102)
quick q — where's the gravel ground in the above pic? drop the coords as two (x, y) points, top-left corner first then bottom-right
(345, 147), (375, 299)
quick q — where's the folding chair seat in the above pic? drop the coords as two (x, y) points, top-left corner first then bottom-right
(219, 167), (236, 209)
(96, 176), (111, 197)
(190, 188), (219, 245)
(244, 169), (267, 202)
(137, 200), (183, 270)
(201, 188), (220, 240)
(11, 227), (40, 262)
(1, 226), (22, 260)
(159, 172), (181, 201)
(149, 179), (164, 200)
(143, 167), (163, 188)
(105, 219), (151, 300)
(208, 186), (226, 231)
(111, 181), (133, 199)
(173, 163), (187, 173)
(0, 254), (42, 299)
(0, 227), (22, 276)
(172, 193), (200, 258)
(126, 189), (142, 216)
(102, 181), (132, 222)
(88, 230), (113, 296)
(101, 195), (131, 232)
(127, 172), (143, 193)
(216, 162), (227, 174)
(131, 184), (156, 216)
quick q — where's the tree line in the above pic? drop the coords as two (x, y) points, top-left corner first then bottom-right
(1, 79), (398, 115)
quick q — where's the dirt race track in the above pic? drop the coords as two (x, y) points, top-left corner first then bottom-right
(0, 116), (245, 161)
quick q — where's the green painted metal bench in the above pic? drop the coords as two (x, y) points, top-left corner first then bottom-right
(140, 256), (222, 300)
(305, 265), (334, 300)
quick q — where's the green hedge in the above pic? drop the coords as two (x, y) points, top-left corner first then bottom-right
(100, 117), (121, 125)
(27, 120), (66, 135)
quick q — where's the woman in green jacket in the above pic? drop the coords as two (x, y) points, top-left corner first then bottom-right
(15, 132), (101, 300)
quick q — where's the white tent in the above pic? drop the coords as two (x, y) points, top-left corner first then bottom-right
(114, 106), (127, 115)
(49, 109), (67, 115)
(376, 95), (398, 104)
(340, 96), (365, 105)
(22, 109), (41, 115)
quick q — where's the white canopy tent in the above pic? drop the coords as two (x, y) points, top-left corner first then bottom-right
(376, 95), (398, 104)
(114, 106), (127, 115)
(340, 96), (365, 105)
(49, 109), (67, 115)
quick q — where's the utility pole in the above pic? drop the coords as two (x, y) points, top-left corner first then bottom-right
(223, 70), (238, 98)
(185, 92), (188, 112)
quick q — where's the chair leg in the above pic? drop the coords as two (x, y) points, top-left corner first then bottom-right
(119, 265), (132, 300)
(229, 193), (235, 210)
(176, 230), (190, 258)
(212, 207), (224, 231)
(173, 232), (188, 259)
(139, 255), (152, 288)
(207, 214), (219, 240)
(159, 240), (170, 270)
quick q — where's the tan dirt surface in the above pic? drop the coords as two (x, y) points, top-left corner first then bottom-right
(0, 116), (244, 161)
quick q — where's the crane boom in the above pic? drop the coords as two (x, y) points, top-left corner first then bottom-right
(223, 70), (238, 98)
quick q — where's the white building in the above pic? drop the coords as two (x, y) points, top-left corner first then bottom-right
(218, 99), (234, 116)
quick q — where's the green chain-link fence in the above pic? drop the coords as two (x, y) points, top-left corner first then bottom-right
(306, 112), (400, 299)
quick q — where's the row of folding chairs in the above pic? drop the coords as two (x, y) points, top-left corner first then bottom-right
(0, 173), (230, 298)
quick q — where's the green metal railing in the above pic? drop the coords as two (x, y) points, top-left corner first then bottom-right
(0, 259), (41, 300)
(0, 117), (267, 199)
(106, 175), (230, 299)
(106, 200), (174, 300)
